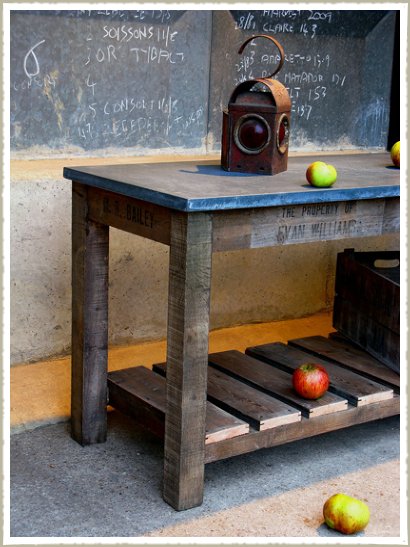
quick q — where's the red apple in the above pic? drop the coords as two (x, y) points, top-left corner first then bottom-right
(390, 141), (400, 167)
(306, 161), (337, 187)
(292, 363), (329, 399)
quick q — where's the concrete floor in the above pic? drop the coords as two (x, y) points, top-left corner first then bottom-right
(8, 313), (403, 540)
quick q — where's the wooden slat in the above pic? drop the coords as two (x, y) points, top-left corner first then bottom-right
(288, 336), (400, 392)
(334, 249), (400, 333)
(153, 363), (301, 431)
(205, 395), (400, 464)
(108, 366), (249, 445)
(208, 351), (348, 418)
(333, 296), (400, 373)
(246, 343), (393, 406)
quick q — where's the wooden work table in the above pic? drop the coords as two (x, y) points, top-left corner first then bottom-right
(64, 152), (400, 511)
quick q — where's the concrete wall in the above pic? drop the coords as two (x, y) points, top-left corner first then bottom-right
(10, 156), (399, 365)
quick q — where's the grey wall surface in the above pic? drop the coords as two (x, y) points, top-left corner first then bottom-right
(10, 9), (400, 364)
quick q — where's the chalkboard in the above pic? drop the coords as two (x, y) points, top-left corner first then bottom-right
(10, 10), (211, 153)
(10, 9), (397, 156)
(208, 10), (397, 150)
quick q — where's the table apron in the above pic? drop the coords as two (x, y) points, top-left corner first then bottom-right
(85, 185), (399, 252)
(212, 197), (400, 251)
(86, 186), (172, 246)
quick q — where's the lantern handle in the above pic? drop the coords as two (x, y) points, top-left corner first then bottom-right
(238, 34), (285, 79)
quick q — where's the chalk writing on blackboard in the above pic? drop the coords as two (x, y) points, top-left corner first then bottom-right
(11, 10), (210, 152)
(23, 39), (46, 78)
(10, 9), (395, 154)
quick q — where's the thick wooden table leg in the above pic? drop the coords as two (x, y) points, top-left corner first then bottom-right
(71, 182), (109, 445)
(163, 212), (213, 510)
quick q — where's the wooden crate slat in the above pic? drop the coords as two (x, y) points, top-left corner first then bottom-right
(333, 296), (400, 373)
(334, 250), (399, 333)
(208, 351), (348, 418)
(288, 335), (400, 392)
(246, 343), (393, 406)
(153, 363), (301, 431)
(107, 366), (249, 444)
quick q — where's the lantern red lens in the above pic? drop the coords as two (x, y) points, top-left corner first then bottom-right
(238, 118), (269, 151)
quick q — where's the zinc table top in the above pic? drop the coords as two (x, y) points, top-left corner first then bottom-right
(64, 152), (400, 212)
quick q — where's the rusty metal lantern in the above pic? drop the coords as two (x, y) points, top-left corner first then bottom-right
(221, 35), (291, 175)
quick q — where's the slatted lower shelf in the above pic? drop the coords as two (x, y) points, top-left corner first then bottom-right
(107, 335), (400, 463)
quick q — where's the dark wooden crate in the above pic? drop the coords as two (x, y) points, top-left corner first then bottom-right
(333, 248), (400, 373)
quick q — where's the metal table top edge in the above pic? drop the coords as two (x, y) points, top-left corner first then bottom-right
(64, 157), (400, 213)
(66, 167), (189, 211)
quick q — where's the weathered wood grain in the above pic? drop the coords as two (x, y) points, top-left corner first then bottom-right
(382, 197), (400, 233)
(246, 343), (393, 406)
(163, 212), (213, 510)
(71, 182), (109, 445)
(87, 187), (171, 245)
(208, 351), (348, 418)
(153, 362), (302, 430)
(212, 198), (399, 251)
(204, 395), (400, 463)
(334, 249), (400, 333)
(333, 297), (400, 373)
(207, 367), (302, 430)
(108, 367), (249, 444)
(289, 336), (400, 392)
(108, 367), (166, 439)
(332, 248), (400, 372)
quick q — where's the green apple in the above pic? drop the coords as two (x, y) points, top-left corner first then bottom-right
(390, 141), (400, 168)
(323, 493), (370, 534)
(306, 161), (337, 187)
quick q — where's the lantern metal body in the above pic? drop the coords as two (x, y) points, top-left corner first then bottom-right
(221, 36), (291, 175)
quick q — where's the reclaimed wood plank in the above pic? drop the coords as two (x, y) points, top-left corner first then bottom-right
(288, 336), (400, 392)
(153, 363), (301, 431)
(382, 197), (400, 234)
(87, 187), (171, 245)
(212, 198), (398, 251)
(246, 343), (393, 406)
(108, 368), (166, 439)
(108, 367), (249, 444)
(163, 212), (213, 510)
(204, 395), (400, 463)
(71, 182), (109, 446)
(207, 367), (302, 430)
(208, 351), (348, 418)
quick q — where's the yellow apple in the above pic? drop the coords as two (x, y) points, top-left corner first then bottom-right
(390, 141), (400, 167)
(323, 493), (370, 534)
(306, 161), (337, 187)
